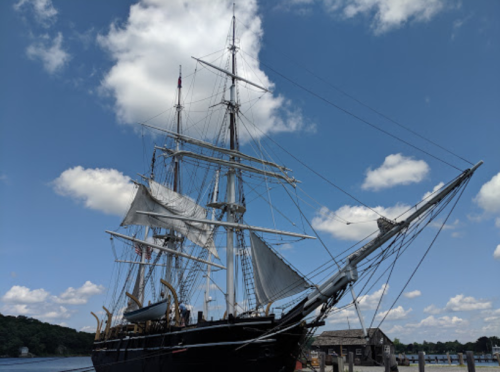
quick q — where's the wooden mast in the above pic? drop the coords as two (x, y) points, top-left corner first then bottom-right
(174, 65), (182, 193)
(166, 66), (183, 288)
(225, 5), (237, 317)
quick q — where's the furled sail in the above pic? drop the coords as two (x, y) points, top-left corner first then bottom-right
(122, 182), (218, 258)
(250, 232), (309, 306)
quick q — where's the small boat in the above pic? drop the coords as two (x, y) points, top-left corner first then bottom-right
(493, 345), (500, 355)
(123, 299), (168, 322)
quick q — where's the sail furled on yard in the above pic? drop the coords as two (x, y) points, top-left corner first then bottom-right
(121, 181), (218, 258)
(250, 232), (309, 306)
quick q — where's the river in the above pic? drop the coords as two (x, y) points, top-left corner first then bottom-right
(0, 357), (94, 372)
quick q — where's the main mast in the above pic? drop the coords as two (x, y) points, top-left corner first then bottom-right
(226, 9), (237, 317)
(174, 65), (182, 192)
(166, 66), (183, 286)
(145, 10), (278, 317)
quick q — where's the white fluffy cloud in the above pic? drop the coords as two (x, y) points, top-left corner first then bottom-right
(494, 245), (500, 261)
(323, 285), (389, 326)
(1, 282), (104, 323)
(423, 304), (442, 315)
(14, 0), (57, 26)
(312, 203), (409, 240)
(52, 166), (136, 216)
(403, 290), (421, 299)
(2, 286), (50, 304)
(376, 305), (412, 321)
(358, 284), (389, 310)
(362, 154), (429, 191)
(14, 0), (69, 74)
(422, 182), (444, 200)
(475, 172), (500, 214)
(26, 33), (70, 74)
(97, 0), (307, 141)
(445, 294), (492, 312)
(55, 281), (105, 305)
(41, 306), (72, 320)
(80, 325), (97, 333)
(409, 315), (467, 328)
(326, 307), (357, 324)
(424, 294), (492, 314)
(323, 0), (446, 34)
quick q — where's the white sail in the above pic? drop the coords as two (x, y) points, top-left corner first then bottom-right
(250, 232), (309, 306)
(149, 180), (206, 220)
(121, 183), (218, 258)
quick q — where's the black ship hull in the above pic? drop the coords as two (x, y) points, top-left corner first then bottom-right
(91, 317), (306, 372)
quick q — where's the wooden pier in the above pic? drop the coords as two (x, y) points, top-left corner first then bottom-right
(308, 351), (500, 372)
(405, 355), (499, 364)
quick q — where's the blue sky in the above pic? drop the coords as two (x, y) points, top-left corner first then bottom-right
(1, 0), (499, 343)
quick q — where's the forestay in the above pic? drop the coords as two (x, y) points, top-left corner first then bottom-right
(250, 232), (309, 306)
(121, 182), (218, 258)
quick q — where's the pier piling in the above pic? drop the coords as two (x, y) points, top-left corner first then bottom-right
(384, 352), (391, 372)
(466, 351), (475, 372)
(418, 352), (426, 372)
(319, 351), (325, 372)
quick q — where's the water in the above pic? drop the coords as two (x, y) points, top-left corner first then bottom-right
(0, 357), (94, 372)
(405, 354), (499, 367)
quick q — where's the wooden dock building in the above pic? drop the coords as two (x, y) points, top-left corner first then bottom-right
(312, 328), (394, 365)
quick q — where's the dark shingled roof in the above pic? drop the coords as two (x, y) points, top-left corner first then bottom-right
(312, 328), (389, 346)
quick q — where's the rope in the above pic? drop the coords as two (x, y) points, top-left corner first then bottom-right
(238, 110), (386, 218)
(257, 57), (463, 172)
(376, 177), (471, 329)
(236, 19), (473, 168)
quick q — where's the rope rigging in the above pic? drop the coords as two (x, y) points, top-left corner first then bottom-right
(236, 18), (473, 169)
(87, 16), (483, 372)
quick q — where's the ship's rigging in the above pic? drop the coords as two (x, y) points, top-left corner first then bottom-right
(91, 9), (482, 372)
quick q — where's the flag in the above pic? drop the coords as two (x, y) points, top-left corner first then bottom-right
(178, 77), (182, 88)
(135, 244), (152, 261)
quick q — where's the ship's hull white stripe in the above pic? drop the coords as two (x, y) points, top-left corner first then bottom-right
(94, 320), (274, 345)
(95, 338), (276, 352)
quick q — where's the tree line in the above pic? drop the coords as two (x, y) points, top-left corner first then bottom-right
(0, 315), (94, 357)
(393, 336), (500, 355)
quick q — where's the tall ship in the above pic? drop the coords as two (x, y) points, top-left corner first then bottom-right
(90, 10), (482, 372)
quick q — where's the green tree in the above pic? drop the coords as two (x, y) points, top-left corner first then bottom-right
(0, 314), (94, 357)
(475, 337), (490, 353)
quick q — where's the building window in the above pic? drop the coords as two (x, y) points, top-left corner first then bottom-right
(384, 345), (391, 353)
(356, 349), (362, 356)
